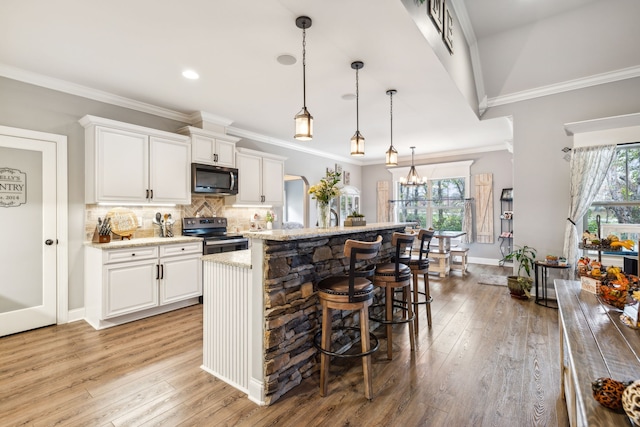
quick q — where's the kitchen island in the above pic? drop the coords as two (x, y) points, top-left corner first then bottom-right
(201, 223), (409, 406)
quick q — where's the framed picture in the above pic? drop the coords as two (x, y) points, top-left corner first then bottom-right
(427, 0), (444, 33)
(501, 188), (513, 201)
(344, 171), (351, 185)
(326, 167), (334, 176)
(443, 2), (454, 54)
(334, 163), (343, 175)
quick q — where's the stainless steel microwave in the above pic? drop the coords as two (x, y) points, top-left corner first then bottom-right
(191, 163), (238, 195)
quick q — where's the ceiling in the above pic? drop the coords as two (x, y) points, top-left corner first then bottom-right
(0, 0), (633, 165)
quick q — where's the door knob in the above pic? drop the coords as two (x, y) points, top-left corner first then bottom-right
(45, 239), (54, 245)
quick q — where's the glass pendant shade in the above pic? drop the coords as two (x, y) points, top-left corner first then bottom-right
(350, 131), (365, 156)
(294, 107), (313, 140)
(385, 145), (398, 166)
(385, 89), (398, 166)
(294, 16), (313, 141)
(350, 61), (365, 156)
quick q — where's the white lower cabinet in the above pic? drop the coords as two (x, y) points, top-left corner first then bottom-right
(85, 240), (202, 329)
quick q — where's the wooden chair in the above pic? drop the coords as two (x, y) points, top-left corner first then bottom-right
(370, 232), (415, 360)
(315, 235), (383, 400)
(406, 229), (434, 333)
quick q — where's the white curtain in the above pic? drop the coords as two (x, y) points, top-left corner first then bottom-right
(462, 199), (473, 244)
(563, 144), (617, 268)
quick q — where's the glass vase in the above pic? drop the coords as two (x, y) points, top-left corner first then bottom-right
(317, 201), (331, 228)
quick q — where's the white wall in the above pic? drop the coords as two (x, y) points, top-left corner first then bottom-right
(401, 0), (480, 115)
(0, 77), (191, 310)
(483, 77), (640, 260)
(478, 0), (640, 98)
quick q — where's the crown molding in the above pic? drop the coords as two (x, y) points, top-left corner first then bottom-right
(0, 63), (193, 123)
(487, 65), (640, 108)
(565, 112), (640, 136)
(188, 111), (234, 128)
(359, 142), (510, 166)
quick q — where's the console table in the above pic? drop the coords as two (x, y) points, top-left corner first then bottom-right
(556, 279), (640, 426)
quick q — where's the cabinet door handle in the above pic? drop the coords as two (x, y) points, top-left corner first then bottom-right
(156, 264), (159, 279)
(160, 264), (164, 280)
(214, 153), (218, 162)
(146, 189), (149, 199)
(150, 189), (153, 200)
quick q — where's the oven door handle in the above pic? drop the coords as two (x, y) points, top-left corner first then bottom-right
(205, 238), (248, 246)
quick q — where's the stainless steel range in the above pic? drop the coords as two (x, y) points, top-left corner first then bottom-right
(181, 217), (249, 255)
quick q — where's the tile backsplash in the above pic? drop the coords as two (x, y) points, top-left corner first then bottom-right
(85, 196), (281, 241)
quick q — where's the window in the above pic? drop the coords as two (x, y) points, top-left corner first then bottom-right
(391, 161), (471, 230)
(585, 143), (640, 245)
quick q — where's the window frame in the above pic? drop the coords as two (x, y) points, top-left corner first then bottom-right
(583, 143), (640, 234)
(389, 160), (472, 229)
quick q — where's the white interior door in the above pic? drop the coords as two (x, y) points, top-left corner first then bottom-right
(0, 133), (58, 337)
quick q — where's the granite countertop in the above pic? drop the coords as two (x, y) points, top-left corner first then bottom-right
(242, 222), (412, 241)
(202, 249), (251, 268)
(85, 235), (202, 249)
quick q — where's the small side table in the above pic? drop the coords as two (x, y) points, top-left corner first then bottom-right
(534, 261), (571, 308)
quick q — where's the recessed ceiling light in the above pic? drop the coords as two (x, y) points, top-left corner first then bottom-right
(182, 70), (199, 80)
(276, 54), (297, 65)
(342, 93), (356, 101)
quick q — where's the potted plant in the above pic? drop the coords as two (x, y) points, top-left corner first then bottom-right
(344, 210), (366, 227)
(504, 245), (537, 299)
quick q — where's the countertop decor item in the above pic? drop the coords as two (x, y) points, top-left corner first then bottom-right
(105, 207), (138, 239)
(91, 217), (112, 243)
(309, 170), (341, 228)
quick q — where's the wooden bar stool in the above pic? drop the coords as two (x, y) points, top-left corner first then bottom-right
(407, 229), (434, 333)
(370, 232), (415, 360)
(315, 235), (383, 400)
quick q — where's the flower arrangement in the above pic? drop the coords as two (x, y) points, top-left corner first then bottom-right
(309, 170), (342, 204)
(265, 211), (274, 223)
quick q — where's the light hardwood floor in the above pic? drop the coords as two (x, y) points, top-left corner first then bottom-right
(0, 264), (569, 426)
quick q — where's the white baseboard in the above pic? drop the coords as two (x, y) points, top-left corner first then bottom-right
(65, 308), (86, 323)
(469, 257), (510, 266)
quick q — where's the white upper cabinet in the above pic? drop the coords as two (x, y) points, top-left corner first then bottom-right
(177, 126), (239, 168)
(231, 147), (286, 205)
(80, 115), (191, 205)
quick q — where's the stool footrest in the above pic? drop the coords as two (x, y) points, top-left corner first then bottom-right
(412, 291), (433, 306)
(369, 303), (415, 325)
(314, 326), (380, 359)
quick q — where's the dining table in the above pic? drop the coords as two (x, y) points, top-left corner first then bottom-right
(432, 230), (466, 252)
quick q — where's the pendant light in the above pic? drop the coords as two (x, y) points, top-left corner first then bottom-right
(294, 16), (313, 141)
(350, 61), (365, 156)
(385, 89), (398, 166)
(400, 146), (425, 185)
